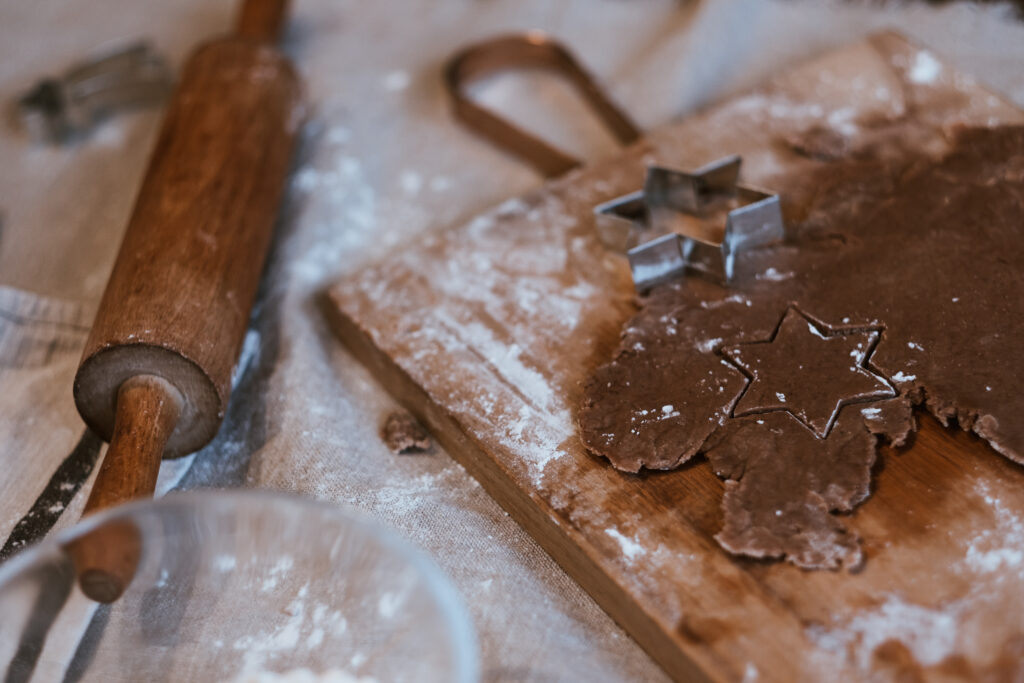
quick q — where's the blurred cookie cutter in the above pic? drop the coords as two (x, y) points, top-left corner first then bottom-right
(595, 155), (785, 291)
(444, 32), (641, 178)
(15, 42), (172, 144)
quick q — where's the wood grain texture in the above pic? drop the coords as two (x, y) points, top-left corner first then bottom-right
(330, 33), (1024, 681)
(74, 33), (302, 457)
(83, 375), (181, 514)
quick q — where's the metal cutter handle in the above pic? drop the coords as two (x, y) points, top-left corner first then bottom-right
(444, 32), (641, 178)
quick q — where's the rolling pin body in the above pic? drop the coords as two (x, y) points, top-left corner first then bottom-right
(74, 36), (302, 464)
(68, 0), (299, 603)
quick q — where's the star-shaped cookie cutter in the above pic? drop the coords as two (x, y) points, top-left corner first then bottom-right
(594, 155), (785, 291)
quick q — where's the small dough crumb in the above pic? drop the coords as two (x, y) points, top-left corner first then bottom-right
(382, 411), (432, 454)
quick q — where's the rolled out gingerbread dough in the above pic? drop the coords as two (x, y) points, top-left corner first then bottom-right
(579, 125), (1024, 569)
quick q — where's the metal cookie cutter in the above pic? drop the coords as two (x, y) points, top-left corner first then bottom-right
(444, 32), (641, 178)
(443, 35), (784, 292)
(15, 42), (172, 144)
(595, 155), (784, 291)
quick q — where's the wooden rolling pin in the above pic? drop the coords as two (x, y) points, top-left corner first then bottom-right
(68, 0), (303, 602)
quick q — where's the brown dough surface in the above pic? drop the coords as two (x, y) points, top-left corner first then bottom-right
(578, 125), (1024, 569)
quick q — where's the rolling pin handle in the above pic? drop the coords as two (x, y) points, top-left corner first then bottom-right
(83, 375), (182, 515)
(69, 375), (182, 603)
(236, 0), (290, 43)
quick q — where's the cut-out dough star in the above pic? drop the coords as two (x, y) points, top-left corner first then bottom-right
(721, 307), (895, 438)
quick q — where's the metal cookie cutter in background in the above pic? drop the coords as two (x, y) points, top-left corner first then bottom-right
(596, 155), (785, 291)
(444, 32), (641, 178)
(443, 35), (784, 292)
(15, 42), (172, 144)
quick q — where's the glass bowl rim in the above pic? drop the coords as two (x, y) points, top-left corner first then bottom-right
(0, 488), (480, 682)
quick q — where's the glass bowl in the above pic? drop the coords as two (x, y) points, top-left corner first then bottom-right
(0, 490), (478, 682)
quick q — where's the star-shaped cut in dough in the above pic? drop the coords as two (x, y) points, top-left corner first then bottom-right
(721, 307), (895, 438)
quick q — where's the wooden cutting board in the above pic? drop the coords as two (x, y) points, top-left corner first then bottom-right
(328, 33), (1024, 682)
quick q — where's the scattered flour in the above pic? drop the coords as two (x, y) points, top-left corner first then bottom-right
(807, 322), (828, 339)
(700, 294), (751, 309)
(230, 668), (375, 683)
(287, 152), (378, 286)
(697, 337), (722, 353)
(808, 597), (958, 671)
(757, 267), (794, 281)
(399, 170), (422, 197)
(261, 556), (295, 592)
(230, 584), (352, 681)
(232, 329), (262, 388)
(827, 107), (858, 136)
(605, 527), (645, 563)
(371, 470), (449, 517)
(966, 546), (1024, 572)
(382, 70), (410, 91)
(908, 50), (942, 84)
(214, 554), (238, 572)
(424, 309), (571, 485)
(325, 126), (351, 145)
(964, 482), (1024, 573)
(891, 371), (916, 383)
(429, 176), (451, 193)
(378, 592), (402, 619)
